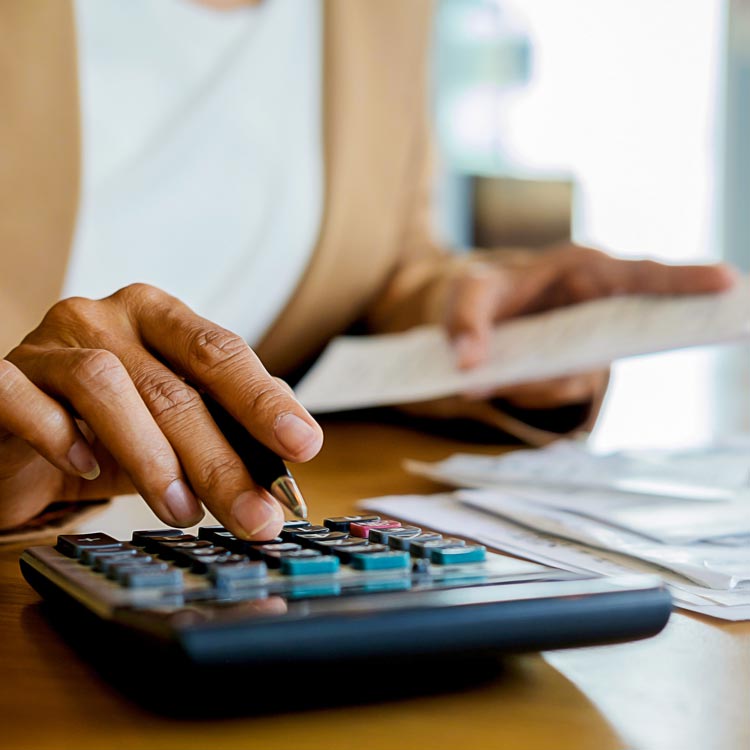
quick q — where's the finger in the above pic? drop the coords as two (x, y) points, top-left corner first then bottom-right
(121, 349), (284, 540)
(0, 359), (100, 479)
(444, 266), (499, 369)
(16, 347), (203, 528)
(121, 285), (323, 463)
(493, 372), (606, 410)
(609, 259), (738, 296)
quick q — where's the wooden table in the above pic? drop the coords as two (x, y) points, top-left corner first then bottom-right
(2, 420), (748, 750)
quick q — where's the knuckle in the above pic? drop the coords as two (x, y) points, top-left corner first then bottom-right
(112, 282), (164, 307)
(42, 296), (99, 333)
(241, 379), (290, 420)
(70, 349), (128, 391)
(187, 327), (249, 377)
(138, 374), (202, 425)
(195, 454), (242, 494)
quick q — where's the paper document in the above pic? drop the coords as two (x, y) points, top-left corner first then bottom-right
(296, 278), (750, 413)
(405, 440), (750, 504)
(360, 493), (750, 621)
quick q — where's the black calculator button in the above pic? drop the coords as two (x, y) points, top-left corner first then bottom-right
(142, 534), (196, 554)
(389, 532), (442, 552)
(257, 543), (302, 567)
(187, 553), (230, 574)
(323, 515), (380, 532)
(349, 520), (402, 539)
(197, 526), (229, 542)
(409, 537), (466, 558)
(279, 525), (328, 542)
(56, 533), (121, 559)
(282, 520), (312, 531)
(330, 541), (372, 564)
(303, 531), (350, 551)
(169, 541), (215, 566)
(367, 526), (421, 545)
(131, 529), (185, 547)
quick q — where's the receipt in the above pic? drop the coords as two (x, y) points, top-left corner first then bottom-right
(295, 278), (750, 413)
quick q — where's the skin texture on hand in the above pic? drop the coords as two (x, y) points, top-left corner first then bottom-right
(0, 284), (323, 538)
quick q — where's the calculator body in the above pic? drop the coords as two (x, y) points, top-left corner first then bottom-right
(20, 518), (672, 671)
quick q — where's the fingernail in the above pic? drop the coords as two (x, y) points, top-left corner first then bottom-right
(164, 479), (202, 526)
(67, 440), (101, 480)
(274, 413), (322, 459)
(232, 490), (283, 539)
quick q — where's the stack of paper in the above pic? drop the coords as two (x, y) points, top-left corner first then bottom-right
(360, 439), (750, 621)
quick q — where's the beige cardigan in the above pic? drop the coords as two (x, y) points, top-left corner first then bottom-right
(0, 0), (452, 369)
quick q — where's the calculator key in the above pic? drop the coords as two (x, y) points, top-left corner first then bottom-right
(323, 515), (380, 532)
(207, 560), (267, 585)
(168, 541), (216, 566)
(186, 553), (231, 574)
(197, 526), (231, 543)
(110, 560), (167, 582)
(411, 558), (431, 575)
(80, 544), (127, 565)
(142, 534), (196, 554)
(120, 566), (184, 589)
(279, 525), (328, 542)
(314, 537), (357, 554)
(389, 532), (442, 552)
(368, 526), (421, 545)
(263, 544), (321, 568)
(280, 554), (340, 576)
(430, 545), (486, 565)
(303, 531), (350, 551)
(283, 521), (312, 531)
(257, 543), (302, 567)
(336, 543), (389, 564)
(91, 549), (142, 572)
(350, 551), (410, 571)
(349, 520), (401, 539)
(131, 529), (185, 547)
(56, 533), (121, 559)
(409, 537), (466, 558)
(328, 540), (372, 563)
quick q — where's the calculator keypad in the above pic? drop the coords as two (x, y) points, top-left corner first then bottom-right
(53, 521), (503, 604)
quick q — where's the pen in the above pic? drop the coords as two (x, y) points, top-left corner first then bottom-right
(202, 394), (309, 520)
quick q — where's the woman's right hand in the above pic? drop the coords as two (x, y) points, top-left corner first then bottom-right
(0, 283), (323, 538)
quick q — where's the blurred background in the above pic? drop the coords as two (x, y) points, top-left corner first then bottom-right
(431, 0), (750, 451)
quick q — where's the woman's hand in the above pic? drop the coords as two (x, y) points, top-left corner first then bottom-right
(0, 284), (323, 538)
(444, 244), (736, 411)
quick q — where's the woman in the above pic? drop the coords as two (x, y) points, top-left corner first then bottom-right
(0, 0), (733, 539)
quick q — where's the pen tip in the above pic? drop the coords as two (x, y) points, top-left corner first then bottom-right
(271, 476), (308, 520)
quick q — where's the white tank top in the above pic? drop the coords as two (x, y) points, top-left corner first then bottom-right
(66, 0), (323, 347)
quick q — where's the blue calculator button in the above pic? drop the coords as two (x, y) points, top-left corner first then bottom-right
(120, 566), (184, 589)
(430, 545), (486, 565)
(281, 555), (340, 576)
(350, 551), (410, 571)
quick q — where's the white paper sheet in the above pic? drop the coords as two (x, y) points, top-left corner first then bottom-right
(359, 493), (750, 620)
(458, 489), (750, 590)
(296, 278), (750, 413)
(404, 439), (750, 504)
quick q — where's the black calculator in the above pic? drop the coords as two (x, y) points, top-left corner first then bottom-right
(21, 514), (672, 675)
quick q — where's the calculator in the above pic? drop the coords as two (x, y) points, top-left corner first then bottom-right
(20, 515), (671, 674)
